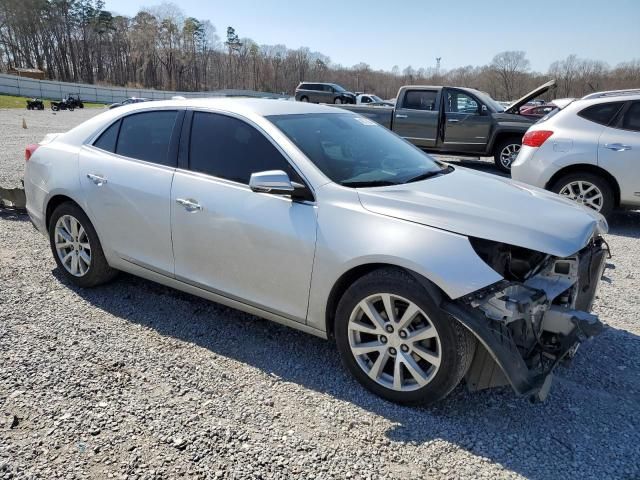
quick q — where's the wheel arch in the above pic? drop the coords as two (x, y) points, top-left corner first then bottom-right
(488, 130), (524, 153)
(45, 194), (83, 230)
(324, 263), (449, 340)
(544, 164), (621, 207)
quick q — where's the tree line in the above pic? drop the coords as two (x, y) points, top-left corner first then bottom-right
(1, 0), (638, 101)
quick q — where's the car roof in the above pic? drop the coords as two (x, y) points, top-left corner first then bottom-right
(131, 97), (344, 116)
(60, 97), (348, 146)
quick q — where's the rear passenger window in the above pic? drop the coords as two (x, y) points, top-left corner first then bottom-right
(403, 90), (437, 111)
(116, 111), (178, 166)
(621, 102), (640, 132)
(578, 102), (624, 126)
(93, 120), (120, 153)
(189, 112), (297, 184)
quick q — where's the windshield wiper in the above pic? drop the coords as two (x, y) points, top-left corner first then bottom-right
(404, 165), (453, 184)
(340, 180), (398, 188)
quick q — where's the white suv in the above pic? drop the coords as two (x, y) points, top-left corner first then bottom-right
(512, 90), (640, 217)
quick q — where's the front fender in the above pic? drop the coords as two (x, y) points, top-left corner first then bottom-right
(305, 184), (502, 332)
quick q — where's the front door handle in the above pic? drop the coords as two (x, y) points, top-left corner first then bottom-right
(395, 114), (408, 119)
(447, 119), (460, 123)
(604, 143), (632, 152)
(176, 198), (202, 212)
(86, 173), (107, 186)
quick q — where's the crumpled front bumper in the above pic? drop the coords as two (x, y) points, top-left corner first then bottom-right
(443, 239), (609, 402)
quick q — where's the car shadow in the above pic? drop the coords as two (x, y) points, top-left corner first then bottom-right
(607, 209), (640, 239)
(59, 265), (640, 480)
(0, 206), (29, 221)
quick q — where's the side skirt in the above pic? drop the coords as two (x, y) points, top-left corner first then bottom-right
(112, 258), (328, 340)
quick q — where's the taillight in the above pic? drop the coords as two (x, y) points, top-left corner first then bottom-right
(522, 130), (553, 148)
(25, 144), (39, 161)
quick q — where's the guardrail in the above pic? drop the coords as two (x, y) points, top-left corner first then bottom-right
(0, 74), (289, 103)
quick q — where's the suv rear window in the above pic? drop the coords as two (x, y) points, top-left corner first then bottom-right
(578, 102), (624, 126)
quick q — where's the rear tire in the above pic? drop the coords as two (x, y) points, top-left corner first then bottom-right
(299, 96), (309, 102)
(334, 268), (475, 405)
(493, 137), (522, 173)
(550, 172), (615, 218)
(48, 202), (117, 288)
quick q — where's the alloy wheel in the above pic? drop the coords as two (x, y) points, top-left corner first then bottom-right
(348, 293), (442, 392)
(54, 214), (91, 277)
(559, 180), (604, 212)
(499, 144), (521, 170)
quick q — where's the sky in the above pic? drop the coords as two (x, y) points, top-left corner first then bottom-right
(103, 0), (640, 73)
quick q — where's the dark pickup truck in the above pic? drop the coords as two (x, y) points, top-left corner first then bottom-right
(337, 80), (556, 172)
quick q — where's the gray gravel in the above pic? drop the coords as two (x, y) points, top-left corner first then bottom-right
(1, 108), (639, 479)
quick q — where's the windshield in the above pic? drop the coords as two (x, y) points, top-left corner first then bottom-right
(268, 113), (447, 186)
(370, 95), (384, 102)
(332, 84), (346, 93)
(474, 90), (505, 112)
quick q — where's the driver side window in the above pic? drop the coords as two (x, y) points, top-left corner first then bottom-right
(445, 91), (479, 114)
(188, 112), (301, 185)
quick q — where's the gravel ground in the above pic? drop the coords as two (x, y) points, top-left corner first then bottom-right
(1, 108), (639, 479)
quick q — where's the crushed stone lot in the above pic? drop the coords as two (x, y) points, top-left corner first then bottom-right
(1, 108), (639, 479)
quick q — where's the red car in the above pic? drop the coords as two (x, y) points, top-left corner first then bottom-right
(519, 104), (556, 118)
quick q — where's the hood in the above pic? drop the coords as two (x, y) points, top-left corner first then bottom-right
(505, 79), (557, 114)
(356, 167), (607, 258)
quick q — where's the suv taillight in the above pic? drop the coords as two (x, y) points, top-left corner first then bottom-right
(25, 144), (39, 161)
(522, 130), (553, 147)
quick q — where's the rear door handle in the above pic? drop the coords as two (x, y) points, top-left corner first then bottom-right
(447, 119), (460, 123)
(86, 173), (107, 186)
(604, 143), (632, 152)
(395, 114), (408, 119)
(176, 198), (202, 212)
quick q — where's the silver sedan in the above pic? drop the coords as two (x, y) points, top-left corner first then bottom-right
(24, 98), (610, 404)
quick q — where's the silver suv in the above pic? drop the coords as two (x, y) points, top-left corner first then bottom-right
(295, 82), (356, 104)
(512, 90), (640, 217)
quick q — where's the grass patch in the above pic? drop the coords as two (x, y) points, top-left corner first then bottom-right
(0, 94), (105, 109)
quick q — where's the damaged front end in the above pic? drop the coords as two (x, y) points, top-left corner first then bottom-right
(443, 236), (611, 402)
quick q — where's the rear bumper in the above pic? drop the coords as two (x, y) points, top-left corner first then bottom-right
(511, 145), (551, 187)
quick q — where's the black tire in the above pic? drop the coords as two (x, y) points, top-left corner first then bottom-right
(51, 105), (59, 111)
(334, 268), (476, 405)
(48, 202), (117, 288)
(299, 96), (309, 102)
(550, 171), (616, 218)
(493, 136), (522, 173)
(334, 97), (343, 104)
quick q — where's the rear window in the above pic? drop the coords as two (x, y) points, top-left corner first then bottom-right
(621, 102), (640, 132)
(578, 102), (624, 126)
(402, 90), (437, 111)
(116, 111), (178, 166)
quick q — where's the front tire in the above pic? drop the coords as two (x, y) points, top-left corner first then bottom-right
(550, 172), (615, 217)
(494, 137), (522, 173)
(48, 202), (117, 287)
(334, 97), (343, 104)
(335, 268), (475, 405)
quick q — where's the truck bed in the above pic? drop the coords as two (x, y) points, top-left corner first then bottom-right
(333, 104), (394, 129)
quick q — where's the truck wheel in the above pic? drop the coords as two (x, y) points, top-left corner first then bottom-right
(550, 172), (615, 218)
(334, 267), (476, 405)
(494, 137), (522, 173)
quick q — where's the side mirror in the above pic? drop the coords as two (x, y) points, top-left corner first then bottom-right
(249, 170), (296, 195)
(481, 104), (488, 114)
